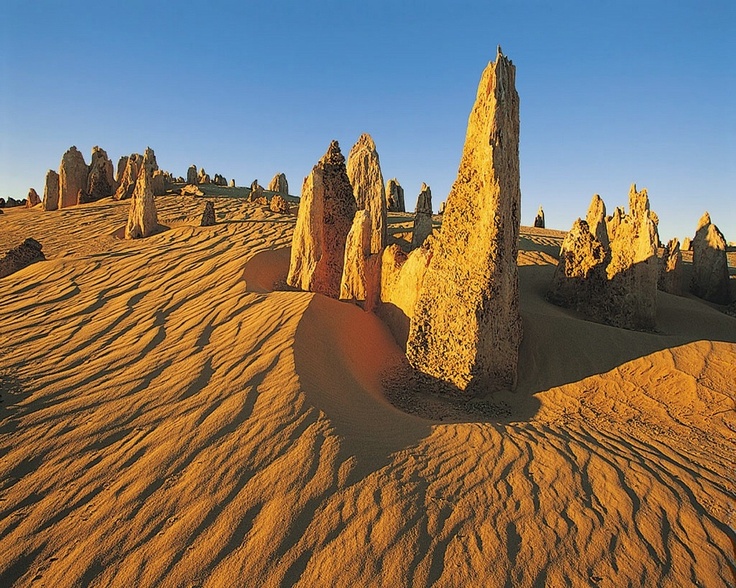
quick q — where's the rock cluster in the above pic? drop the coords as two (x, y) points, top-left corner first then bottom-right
(548, 184), (660, 330)
(533, 206), (545, 228)
(269, 194), (291, 214)
(386, 178), (405, 212)
(287, 140), (356, 298)
(690, 212), (730, 304)
(59, 146), (88, 208)
(411, 183), (433, 249)
(213, 174), (228, 186)
(658, 237), (682, 295)
(201, 201), (216, 226)
(347, 133), (387, 254)
(26, 188), (41, 208)
(198, 169), (211, 185)
(125, 167), (159, 239)
(43, 170), (60, 211)
(406, 48), (522, 392)
(268, 173), (289, 196)
(0, 238), (45, 279)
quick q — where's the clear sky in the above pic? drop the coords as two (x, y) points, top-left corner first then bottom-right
(1, 0), (734, 242)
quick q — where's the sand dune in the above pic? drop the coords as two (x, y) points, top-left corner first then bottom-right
(1, 198), (734, 586)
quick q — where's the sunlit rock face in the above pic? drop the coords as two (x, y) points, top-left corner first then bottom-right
(690, 212), (730, 304)
(59, 146), (88, 208)
(346, 133), (387, 254)
(410, 183), (433, 250)
(268, 173), (289, 197)
(125, 167), (159, 239)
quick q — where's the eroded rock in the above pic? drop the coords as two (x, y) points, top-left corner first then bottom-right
(386, 178), (405, 213)
(85, 146), (115, 203)
(690, 212), (730, 304)
(347, 133), (387, 254)
(269, 194), (291, 214)
(411, 183), (433, 249)
(59, 146), (88, 208)
(268, 173), (289, 196)
(125, 167), (159, 239)
(43, 170), (60, 211)
(0, 238), (45, 278)
(187, 165), (198, 185)
(658, 237), (683, 295)
(533, 205), (545, 228)
(201, 201), (216, 226)
(26, 188), (41, 208)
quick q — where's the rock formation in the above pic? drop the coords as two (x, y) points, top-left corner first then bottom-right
(682, 237), (692, 251)
(690, 212), (730, 304)
(201, 201), (216, 226)
(269, 194), (291, 214)
(249, 180), (264, 202)
(406, 48), (522, 393)
(229, 179), (235, 188)
(181, 184), (204, 197)
(339, 210), (381, 309)
(143, 147), (158, 175)
(0, 238), (45, 279)
(43, 170), (60, 211)
(346, 133), (387, 254)
(85, 146), (115, 203)
(268, 173), (289, 196)
(116, 156), (129, 185)
(386, 179), (405, 212)
(411, 183), (433, 249)
(606, 206), (624, 241)
(26, 188), (41, 208)
(658, 237), (683, 295)
(586, 194), (609, 248)
(287, 140), (356, 298)
(114, 154), (143, 200)
(187, 165), (198, 185)
(59, 146), (88, 208)
(125, 167), (158, 239)
(151, 170), (167, 196)
(438, 201), (446, 215)
(533, 205), (545, 228)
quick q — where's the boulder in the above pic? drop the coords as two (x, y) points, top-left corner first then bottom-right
(658, 237), (683, 295)
(229, 179), (236, 188)
(59, 146), (88, 208)
(43, 170), (60, 211)
(125, 167), (159, 239)
(347, 133), (387, 254)
(411, 183), (433, 249)
(533, 205), (545, 228)
(268, 173), (289, 196)
(269, 194), (291, 214)
(85, 146), (115, 202)
(0, 238), (45, 279)
(287, 140), (357, 298)
(201, 201), (216, 226)
(187, 165), (198, 184)
(386, 178), (405, 212)
(690, 212), (730, 304)
(406, 48), (522, 392)
(26, 188), (41, 208)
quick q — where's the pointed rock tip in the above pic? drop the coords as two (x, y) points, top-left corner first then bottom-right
(321, 140), (345, 166)
(697, 211), (711, 230)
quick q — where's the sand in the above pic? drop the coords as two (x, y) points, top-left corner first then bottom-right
(1, 196), (734, 587)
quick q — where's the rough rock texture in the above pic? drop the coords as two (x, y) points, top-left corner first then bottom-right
(43, 170), (60, 211)
(26, 188), (41, 208)
(533, 205), (545, 228)
(114, 154), (143, 201)
(199, 173), (211, 185)
(0, 238), (45, 279)
(411, 183), (433, 250)
(386, 178), (405, 212)
(59, 146), (88, 208)
(339, 210), (374, 306)
(143, 147), (158, 175)
(187, 165), (198, 185)
(438, 201), (446, 215)
(116, 156), (128, 185)
(682, 237), (692, 251)
(249, 180), (264, 202)
(287, 140), (357, 298)
(85, 146), (115, 203)
(125, 167), (159, 239)
(658, 237), (683, 295)
(406, 48), (522, 393)
(347, 134), (387, 253)
(690, 212), (730, 304)
(181, 184), (204, 197)
(229, 179), (235, 188)
(201, 201), (216, 226)
(151, 170), (167, 196)
(269, 194), (291, 214)
(606, 207), (624, 242)
(268, 173), (289, 196)
(586, 194), (609, 248)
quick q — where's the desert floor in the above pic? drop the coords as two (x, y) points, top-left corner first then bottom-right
(1, 195), (735, 587)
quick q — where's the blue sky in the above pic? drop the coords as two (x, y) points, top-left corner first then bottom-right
(1, 0), (734, 241)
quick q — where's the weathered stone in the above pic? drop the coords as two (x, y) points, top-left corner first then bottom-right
(406, 48), (522, 392)
(85, 146), (115, 202)
(229, 179), (235, 188)
(143, 147), (158, 175)
(287, 140), (357, 298)
(533, 205), (545, 228)
(181, 184), (204, 197)
(690, 212), (730, 304)
(26, 188), (41, 208)
(411, 183), (433, 249)
(249, 180), (264, 202)
(43, 170), (60, 211)
(606, 206), (624, 242)
(151, 170), (167, 196)
(682, 237), (692, 251)
(116, 156), (128, 185)
(201, 201), (216, 226)
(199, 173), (211, 185)
(586, 194), (608, 248)
(340, 210), (374, 307)
(438, 201), (446, 215)
(268, 173), (289, 196)
(187, 165), (198, 185)
(269, 194), (291, 214)
(658, 237), (683, 295)
(0, 238), (45, 279)
(114, 154), (142, 201)
(59, 146), (88, 208)
(125, 167), (158, 239)
(347, 133), (387, 253)
(386, 178), (405, 212)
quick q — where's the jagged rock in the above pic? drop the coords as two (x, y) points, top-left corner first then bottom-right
(181, 184), (204, 197)
(249, 180), (264, 202)
(438, 201), (446, 215)
(269, 194), (291, 214)
(116, 156), (128, 185)
(386, 178), (405, 212)
(407, 48), (522, 392)
(125, 167), (158, 239)
(658, 237), (683, 295)
(201, 201), (216, 226)
(586, 194), (608, 248)
(287, 140), (357, 298)
(199, 173), (211, 184)
(649, 210), (661, 248)
(43, 170), (60, 211)
(26, 188), (41, 208)
(690, 212), (730, 304)
(682, 237), (692, 251)
(347, 133), (387, 254)
(151, 170), (167, 196)
(59, 146), (88, 208)
(339, 210), (381, 309)
(533, 205), (545, 228)
(0, 238), (45, 278)
(606, 207), (624, 242)
(229, 179), (235, 188)
(114, 154), (143, 200)
(268, 173), (289, 196)
(85, 146), (115, 202)
(187, 165), (198, 185)
(143, 147), (158, 175)
(411, 183), (433, 249)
